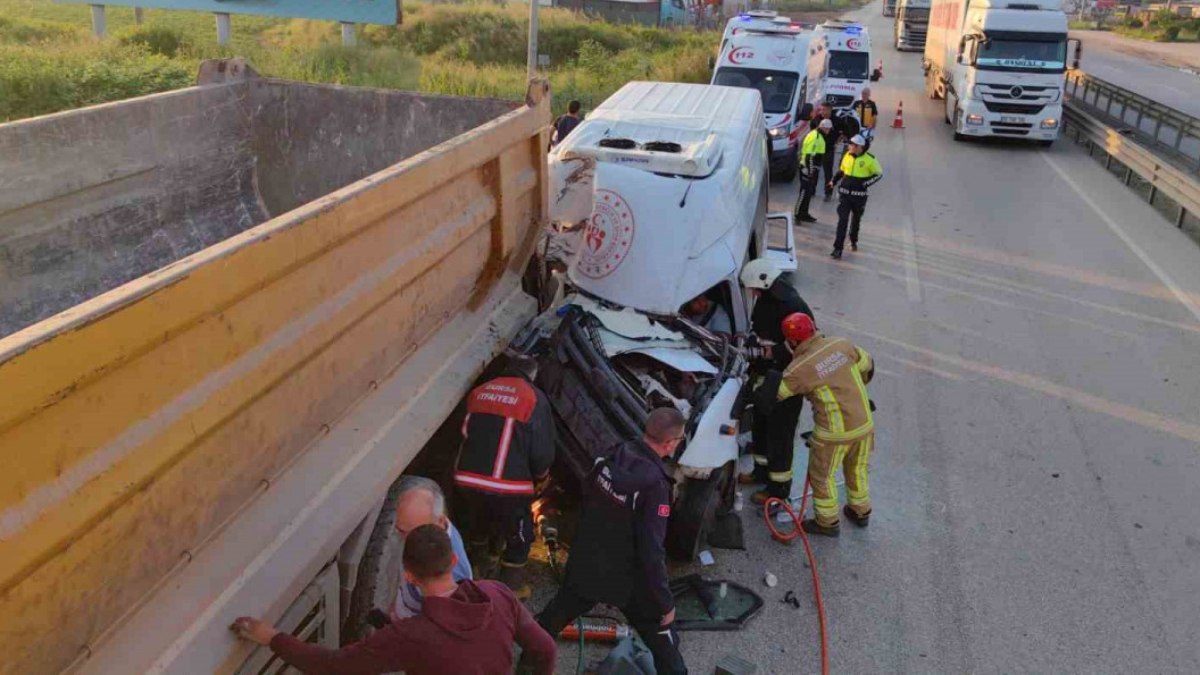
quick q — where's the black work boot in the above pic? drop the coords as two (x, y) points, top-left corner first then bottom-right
(831, 249), (843, 260)
(497, 563), (531, 600)
(798, 213), (817, 223)
(843, 505), (871, 528)
(850, 241), (859, 251)
(801, 518), (840, 537)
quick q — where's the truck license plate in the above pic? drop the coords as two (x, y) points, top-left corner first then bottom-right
(1000, 116), (1024, 124)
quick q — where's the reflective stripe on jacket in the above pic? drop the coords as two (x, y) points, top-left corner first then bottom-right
(777, 334), (874, 442)
(799, 129), (826, 170)
(852, 100), (878, 128)
(834, 151), (884, 197)
(454, 376), (555, 495)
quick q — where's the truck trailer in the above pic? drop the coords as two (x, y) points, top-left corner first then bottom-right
(895, 0), (932, 51)
(0, 60), (550, 674)
(923, 0), (1080, 144)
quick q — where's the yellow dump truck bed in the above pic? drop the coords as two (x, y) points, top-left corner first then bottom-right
(0, 60), (549, 674)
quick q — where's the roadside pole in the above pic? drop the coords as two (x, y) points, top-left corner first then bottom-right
(527, 0), (539, 80)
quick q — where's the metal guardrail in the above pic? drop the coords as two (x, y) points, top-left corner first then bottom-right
(1063, 101), (1200, 231)
(1064, 70), (1200, 173)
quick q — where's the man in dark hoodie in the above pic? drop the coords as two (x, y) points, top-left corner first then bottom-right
(232, 524), (556, 675)
(537, 407), (688, 675)
(738, 259), (815, 506)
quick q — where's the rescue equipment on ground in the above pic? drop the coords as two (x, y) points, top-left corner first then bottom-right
(560, 618), (632, 643)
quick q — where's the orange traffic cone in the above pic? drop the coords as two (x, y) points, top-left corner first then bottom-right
(892, 100), (905, 129)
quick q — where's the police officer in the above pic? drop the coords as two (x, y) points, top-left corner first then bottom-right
(827, 134), (884, 259)
(454, 355), (555, 598)
(775, 313), (875, 537)
(816, 103), (841, 202)
(738, 259), (814, 505)
(794, 118), (832, 224)
(536, 408), (687, 675)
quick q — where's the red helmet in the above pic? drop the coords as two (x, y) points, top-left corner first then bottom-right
(781, 313), (816, 343)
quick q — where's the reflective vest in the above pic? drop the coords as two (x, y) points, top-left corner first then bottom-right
(778, 334), (875, 442)
(837, 151), (884, 197)
(799, 129), (826, 169)
(853, 100), (878, 129)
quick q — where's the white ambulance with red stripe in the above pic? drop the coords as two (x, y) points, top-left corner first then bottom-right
(712, 15), (815, 182)
(806, 21), (874, 114)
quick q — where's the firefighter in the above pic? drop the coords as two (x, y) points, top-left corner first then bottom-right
(827, 134), (884, 259)
(794, 118), (833, 224)
(454, 355), (555, 598)
(536, 408), (688, 675)
(738, 259), (814, 505)
(776, 313), (876, 536)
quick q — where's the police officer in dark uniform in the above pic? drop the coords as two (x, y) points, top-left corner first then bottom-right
(816, 103), (842, 202)
(737, 259), (815, 506)
(454, 355), (555, 597)
(536, 408), (688, 675)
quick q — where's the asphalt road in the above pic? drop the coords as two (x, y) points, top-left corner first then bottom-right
(1069, 29), (1200, 116)
(533, 4), (1200, 673)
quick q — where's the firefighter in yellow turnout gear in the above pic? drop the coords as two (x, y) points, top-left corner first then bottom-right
(776, 313), (876, 536)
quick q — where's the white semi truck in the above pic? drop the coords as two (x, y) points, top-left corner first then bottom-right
(895, 0), (932, 51)
(923, 0), (1080, 145)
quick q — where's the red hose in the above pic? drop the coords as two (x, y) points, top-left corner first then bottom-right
(763, 478), (830, 675)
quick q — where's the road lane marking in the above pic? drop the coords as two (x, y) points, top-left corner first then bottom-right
(794, 245), (1172, 340)
(1042, 152), (1200, 326)
(901, 215), (923, 303)
(885, 353), (966, 381)
(829, 317), (1200, 446)
(893, 123), (923, 303)
(802, 213), (1188, 304)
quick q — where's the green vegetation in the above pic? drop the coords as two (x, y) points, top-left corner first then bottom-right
(770, 0), (871, 14)
(0, 1), (720, 122)
(1111, 11), (1200, 42)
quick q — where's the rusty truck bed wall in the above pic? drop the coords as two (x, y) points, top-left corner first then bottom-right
(0, 79), (517, 337)
(0, 76), (549, 674)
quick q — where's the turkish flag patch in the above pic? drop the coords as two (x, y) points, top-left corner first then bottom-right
(657, 504), (671, 518)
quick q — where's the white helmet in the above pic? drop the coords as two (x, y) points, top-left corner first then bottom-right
(740, 258), (782, 290)
(849, 134), (867, 146)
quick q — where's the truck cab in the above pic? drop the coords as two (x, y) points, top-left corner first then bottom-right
(895, 0), (932, 51)
(532, 81), (796, 560)
(807, 21), (874, 115)
(925, 0), (1081, 144)
(712, 17), (814, 181)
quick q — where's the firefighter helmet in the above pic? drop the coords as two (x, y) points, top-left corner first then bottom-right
(781, 312), (816, 343)
(740, 258), (782, 290)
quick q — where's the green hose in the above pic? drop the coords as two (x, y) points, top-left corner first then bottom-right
(576, 616), (585, 674)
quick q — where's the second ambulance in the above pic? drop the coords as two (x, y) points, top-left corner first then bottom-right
(712, 16), (814, 181)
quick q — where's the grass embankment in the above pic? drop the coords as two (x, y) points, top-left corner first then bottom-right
(0, 1), (718, 122)
(1072, 11), (1200, 42)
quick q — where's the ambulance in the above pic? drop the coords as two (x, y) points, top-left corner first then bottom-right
(806, 21), (874, 114)
(712, 16), (814, 181)
(719, 9), (782, 51)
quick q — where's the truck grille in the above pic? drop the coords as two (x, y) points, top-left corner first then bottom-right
(991, 120), (1032, 136)
(983, 101), (1045, 115)
(825, 94), (855, 108)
